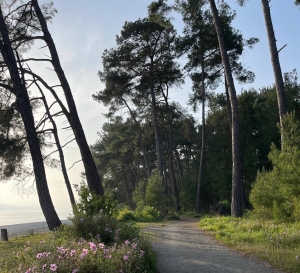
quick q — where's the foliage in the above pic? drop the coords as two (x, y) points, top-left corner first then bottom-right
(250, 112), (300, 222)
(135, 206), (162, 222)
(145, 169), (166, 213)
(0, 211), (157, 273)
(199, 215), (300, 273)
(116, 206), (162, 222)
(73, 182), (118, 217)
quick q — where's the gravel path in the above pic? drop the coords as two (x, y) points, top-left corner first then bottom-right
(145, 217), (285, 273)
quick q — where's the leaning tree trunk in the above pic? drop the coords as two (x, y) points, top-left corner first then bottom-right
(196, 54), (206, 214)
(0, 8), (61, 230)
(32, 0), (104, 195)
(34, 79), (76, 207)
(209, 0), (243, 217)
(261, 0), (288, 147)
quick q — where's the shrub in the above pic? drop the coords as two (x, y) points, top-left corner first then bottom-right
(73, 182), (118, 217)
(135, 206), (162, 222)
(165, 212), (180, 220)
(116, 207), (136, 222)
(250, 113), (300, 222)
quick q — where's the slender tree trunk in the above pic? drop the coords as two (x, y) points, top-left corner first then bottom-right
(175, 149), (183, 183)
(149, 62), (164, 176)
(0, 8), (61, 230)
(224, 77), (232, 132)
(32, 0), (104, 196)
(224, 76), (248, 210)
(34, 80), (76, 206)
(196, 54), (205, 214)
(209, 0), (243, 217)
(123, 99), (151, 178)
(261, 0), (287, 147)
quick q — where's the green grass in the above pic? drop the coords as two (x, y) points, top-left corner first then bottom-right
(199, 215), (300, 272)
(0, 233), (46, 256)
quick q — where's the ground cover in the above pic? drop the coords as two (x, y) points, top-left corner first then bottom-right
(199, 215), (300, 272)
(0, 211), (157, 273)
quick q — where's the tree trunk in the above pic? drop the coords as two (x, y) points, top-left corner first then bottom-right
(149, 61), (164, 177)
(224, 77), (232, 132)
(34, 80), (76, 207)
(196, 54), (205, 214)
(0, 8), (61, 230)
(209, 0), (243, 217)
(225, 76), (248, 210)
(261, 0), (288, 147)
(123, 99), (151, 178)
(32, 0), (104, 196)
(174, 149), (183, 183)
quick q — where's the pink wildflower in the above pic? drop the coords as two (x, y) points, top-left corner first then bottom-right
(70, 249), (76, 257)
(36, 253), (44, 259)
(104, 248), (109, 254)
(89, 242), (97, 251)
(131, 243), (137, 249)
(81, 248), (88, 258)
(72, 269), (79, 273)
(124, 240), (130, 245)
(50, 264), (57, 271)
(123, 255), (129, 261)
(98, 243), (105, 248)
(140, 250), (145, 256)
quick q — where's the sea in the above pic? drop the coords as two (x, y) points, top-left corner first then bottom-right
(0, 211), (72, 237)
(0, 210), (72, 226)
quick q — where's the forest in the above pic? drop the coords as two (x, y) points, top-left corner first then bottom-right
(1, 0), (300, 231)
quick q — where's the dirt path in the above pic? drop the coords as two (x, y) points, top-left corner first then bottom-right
(144, 217), (285, 273)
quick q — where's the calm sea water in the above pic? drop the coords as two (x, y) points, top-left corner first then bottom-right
(0, 211), (71, 226)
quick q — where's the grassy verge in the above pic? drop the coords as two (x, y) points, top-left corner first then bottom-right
(0, 214), (157, 273)
(199, 215), (300, 273)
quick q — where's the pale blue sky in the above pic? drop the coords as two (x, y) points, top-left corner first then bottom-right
(0, 0), (299, 224)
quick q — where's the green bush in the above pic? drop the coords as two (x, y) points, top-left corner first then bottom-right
(165, 212), (180, 220)
(135, 206), (162, 222)
(250, 113), (300, 222)
(116, 207), (136, 222)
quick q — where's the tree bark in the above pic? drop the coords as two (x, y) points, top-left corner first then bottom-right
(149, 61), (164, 177)
(0, 7), (61, 230)
(32, 0), (104, 196)
(196, 54), (205, 214)
(209, 0), (243, 217)
(261, 0), (288, 147)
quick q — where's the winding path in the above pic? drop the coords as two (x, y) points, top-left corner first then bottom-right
(145, 217), (285, 273)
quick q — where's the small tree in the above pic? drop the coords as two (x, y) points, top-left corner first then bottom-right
(145, 169), (166, 213)
(250, 112), (300, 222)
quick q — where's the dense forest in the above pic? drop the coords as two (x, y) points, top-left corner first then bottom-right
(1, 0), (300, 229)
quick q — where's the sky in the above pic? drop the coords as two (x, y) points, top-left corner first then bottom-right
(0, 0), (300, 224)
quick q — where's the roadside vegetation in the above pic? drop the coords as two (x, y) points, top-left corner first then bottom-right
(0, 188), (158, 273)
(199, 215), (300, 273)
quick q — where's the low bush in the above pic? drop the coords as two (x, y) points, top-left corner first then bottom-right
(165, 212), (180, 220)
(135, 206), (162, 222)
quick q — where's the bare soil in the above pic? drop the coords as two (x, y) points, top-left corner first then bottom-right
(144, 216), (286, 273)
